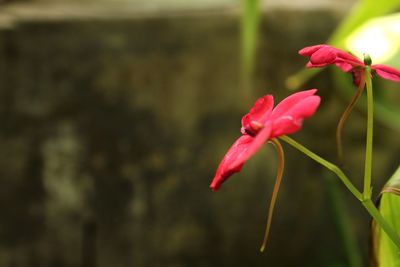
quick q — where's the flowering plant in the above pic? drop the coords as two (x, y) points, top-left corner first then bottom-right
(210, 44), (400, 256)
(210, 89), (320, 191)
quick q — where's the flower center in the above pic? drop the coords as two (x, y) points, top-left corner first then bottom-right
(243, 121), (264, 137)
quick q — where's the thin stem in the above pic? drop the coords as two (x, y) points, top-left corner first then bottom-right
(279, 135), (362, 200)
(362, 199), (400, 249)
(280, 135), (400, 249)
(363, 66), (373, 199)
(260, 138), (284, 252)
(336, 74), (365, 161)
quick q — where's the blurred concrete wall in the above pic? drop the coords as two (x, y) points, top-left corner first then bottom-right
(0, 1), (398, 267)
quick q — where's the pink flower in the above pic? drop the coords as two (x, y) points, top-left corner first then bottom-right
(210, 90), (320, 191)
(299, 44), (400, 85)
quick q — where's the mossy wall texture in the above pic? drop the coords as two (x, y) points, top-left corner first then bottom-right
(0, 3), (398, 267)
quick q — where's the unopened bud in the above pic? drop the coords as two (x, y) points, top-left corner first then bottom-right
(363, 53), (372, 66)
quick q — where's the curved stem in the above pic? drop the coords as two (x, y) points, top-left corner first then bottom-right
(280, 135), (400, 249)
(363, 66), (373, 199)
(336, 74), (366, 161)
(279, 135), (362, 200)
(260, 138), (285, 252)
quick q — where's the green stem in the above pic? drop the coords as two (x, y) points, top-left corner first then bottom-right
(279, 135), (362, 200)
(280, 135), (400, 249)
(363, 66), (373, 199)
(362, 198), (400, 249)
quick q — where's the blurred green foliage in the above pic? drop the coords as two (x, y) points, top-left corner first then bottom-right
(329, 0), (400, 46)
(241, 0), (260, 101)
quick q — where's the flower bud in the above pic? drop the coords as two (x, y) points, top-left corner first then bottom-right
(363, 53), (372, 66)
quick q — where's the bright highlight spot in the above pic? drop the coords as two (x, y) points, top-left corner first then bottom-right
(346, 13), (400, 63)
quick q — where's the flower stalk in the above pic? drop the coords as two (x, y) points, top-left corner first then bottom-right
(361, 199), (400, 249)
(260, 138), (285, 252)
(363, 65), (373, 199)
(280, 135), (400, 249)
(279, 135), (362, 201)
(211, 44), (400, 255)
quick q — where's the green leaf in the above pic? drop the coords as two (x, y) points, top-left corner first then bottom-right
(373, 166), (400, 267)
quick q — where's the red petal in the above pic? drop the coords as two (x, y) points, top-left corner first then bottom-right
(334, 61), (355, 72)
(350, 69), (364, 86)
(298, 44), (327, 56)
(241, 95), (273, 133)
(310, 47), (337, 65)
(373, 64), (400, 82)
(271, 89), (317, 119)
(270, 89), (320, 137)
(334, 50), (363, 66)
(231, 124), (272, 170)
(300, 44), (363, 72)
(210, 135), (254, 191)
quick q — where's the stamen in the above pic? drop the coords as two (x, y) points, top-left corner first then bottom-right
(336, 73), (366, 162)
(243, 121), (264, 137)
(250, 121), (264, 131)
(243, 127), (255, 137)
(260, 138), (285, 252)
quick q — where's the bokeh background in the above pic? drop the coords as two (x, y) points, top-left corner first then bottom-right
(0, 0), (399, 266)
